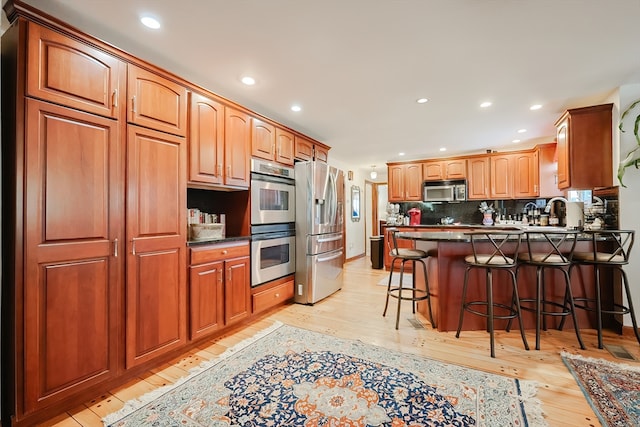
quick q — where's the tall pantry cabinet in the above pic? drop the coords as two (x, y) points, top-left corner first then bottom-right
(2, 15), (186, 425)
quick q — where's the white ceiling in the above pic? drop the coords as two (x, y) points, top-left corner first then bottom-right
(14, 0), (640, 176)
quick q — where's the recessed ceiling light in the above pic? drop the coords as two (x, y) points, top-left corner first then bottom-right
(439, 147), (446, 152)
(480, 101), (492, 108)
(140, 16), (161, 29)
(530, 104), (542, 110)
(512, 139), (521, 143)
(291, 105), (301, 112)
(517, 128), (527, 133)
(417, 98), (428, 104)
(241, 76), (256, 86)
(398, 152), (405, 156)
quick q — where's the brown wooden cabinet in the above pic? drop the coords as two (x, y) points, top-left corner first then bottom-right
(538, 143), (563, 198)
(27, 21), (126, 119)
(251, 118), (276, 161)
(388, 163), (423, 202)
(252, 275), (295, 314)
(189, 241), (250, 339)
(512, 151), (539, 198)
(21, 98), (123, 413)
(555, 103), (613, 190)
(294, 134), (329, 162)
(490, 154), (513, 199)
(467, 156), (490, 199)
(125, 125), (187, 368)
(224, 106), (252, 187)
(127, 64), (188, 136)
(188, 92), (225, 186)
(423, 159), (466, 181)
(275, 127), (295, 165)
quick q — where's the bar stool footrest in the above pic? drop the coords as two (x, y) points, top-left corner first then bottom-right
(464, 301), (519, 321)
(573, 297), (632, 316)
(387, 287), (429, 302)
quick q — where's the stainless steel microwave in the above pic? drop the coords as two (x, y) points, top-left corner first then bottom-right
(423, 180), (466, 202)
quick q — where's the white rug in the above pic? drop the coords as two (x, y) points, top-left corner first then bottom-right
(377, 273), (413, 287)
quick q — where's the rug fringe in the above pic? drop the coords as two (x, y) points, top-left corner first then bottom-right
(517, 380), (548, 427)
(102, 321), (284, 426)
(561, 350), (640, 372)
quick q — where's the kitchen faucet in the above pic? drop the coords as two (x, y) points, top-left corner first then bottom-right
(544, 197), (568, 213)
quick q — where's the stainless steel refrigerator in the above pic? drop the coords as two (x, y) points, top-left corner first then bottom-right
(294, 161), (345, 304)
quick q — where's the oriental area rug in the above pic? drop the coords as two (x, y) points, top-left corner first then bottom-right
(562, 352), (640, 427)
(104, 322), (545, 426)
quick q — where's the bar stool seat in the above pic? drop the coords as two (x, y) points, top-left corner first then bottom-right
(571, 229), (640, 349)
(456, 230), (529, 358)
(517, 230), (585, 350)
(383, 228), (436, 330)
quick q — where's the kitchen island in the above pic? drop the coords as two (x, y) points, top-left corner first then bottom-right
(395, 229), (605, 333)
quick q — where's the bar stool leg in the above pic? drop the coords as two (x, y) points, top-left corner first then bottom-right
(562, 267), (586, 350)
(535, 266), (543, 350)
(382, 257), (400, 317)
(419, 258), (436, 328)
(395, 260), (407, 330)
(456, 267), (471, 338)
(486, 268), (495, 358)
(411, 260), (416, 314)
(508, 268), (529, 351)
(620, 267), (640, 346)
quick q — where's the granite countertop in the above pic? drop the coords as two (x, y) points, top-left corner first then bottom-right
(397, 228), (595, 242)
(187, 235), (251, 246)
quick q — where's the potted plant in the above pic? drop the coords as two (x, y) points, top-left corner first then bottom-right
(617, 98), (640, 187)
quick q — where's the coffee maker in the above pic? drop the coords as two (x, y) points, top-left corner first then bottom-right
(408, 208), (421, 225)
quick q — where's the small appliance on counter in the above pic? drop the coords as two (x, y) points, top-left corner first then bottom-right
(407, 208), (421, 225)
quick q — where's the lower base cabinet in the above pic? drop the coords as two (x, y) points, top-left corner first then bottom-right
(189, 241), (251, 340)
(252, 275), (295, 314)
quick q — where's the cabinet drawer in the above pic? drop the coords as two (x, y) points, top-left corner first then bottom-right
(252, 280), (294, 314)
(190, 241), (249, 264)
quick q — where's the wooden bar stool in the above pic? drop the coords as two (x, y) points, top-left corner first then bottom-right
(455, 230), (529, 358)
(382, 228), (436, 330)
(571, 229), (640, 349)
(516, 230), (585, 350)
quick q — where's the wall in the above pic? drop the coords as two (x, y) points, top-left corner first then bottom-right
(616, 83), (640, 326)
(328, 158), (366, 260)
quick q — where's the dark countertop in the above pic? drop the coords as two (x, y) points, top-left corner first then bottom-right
(187, 235), (251, 246)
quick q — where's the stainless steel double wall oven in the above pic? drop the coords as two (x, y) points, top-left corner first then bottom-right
(250, 158), (296, 287)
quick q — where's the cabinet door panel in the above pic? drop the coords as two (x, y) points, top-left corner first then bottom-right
(556, 118), (570, 189)
(224, 107), (251, 187)
(405, 163), (423, 201)
(388, 165), (405, 201)
(189, 93), (224, 185)
(467, 157), (490, 199)
(189, 261), (224, 340)
(445, 160), (466, 179)
(27, 22), (125, 119)
(513, 152), (539, 198)
(251, 118), (275, 161)
(128, 65), (187, 136)
(294, 135), (314, 161)
(24, 99), (121, 412)
(423, 161), (444, 181)
(490, 155), (512, 199)
(126, 125), (186, 368)
(225, 257), (250, 325)
(275, 128), (295, 165)
(314, 145), (329, 162)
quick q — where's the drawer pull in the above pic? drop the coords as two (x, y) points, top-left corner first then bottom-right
(275, 293), (280, 298)
(222, 250), (228, 254)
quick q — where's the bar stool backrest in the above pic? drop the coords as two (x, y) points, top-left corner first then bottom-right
(523, 229), (579, 266)
(587, 229), (635, 264)
(387, 227), (400, 255)
(464, 230), (523, 267)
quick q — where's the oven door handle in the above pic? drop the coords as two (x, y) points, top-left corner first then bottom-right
(317, 250), (343, 263)
(252, 231), (295, 241)
(316, 235), (342, 243)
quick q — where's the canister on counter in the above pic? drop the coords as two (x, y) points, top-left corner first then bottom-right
(540, 214), (549, 226)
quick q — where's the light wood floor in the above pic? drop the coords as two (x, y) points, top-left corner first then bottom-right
(38, 256), (640, 427)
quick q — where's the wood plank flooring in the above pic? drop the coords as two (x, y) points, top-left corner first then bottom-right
(37, 256), (640, 427)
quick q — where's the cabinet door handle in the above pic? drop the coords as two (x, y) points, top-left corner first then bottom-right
(227, 165), (231, 177)
(132, 95), (137, 114)
(132, 238), (137, 255)
(113, 238), (118, 257)
(221, 250), (228, 255)
(274, 293), (280, 298)
(112, 89), (118, 108)
(218, 164), (222, 176)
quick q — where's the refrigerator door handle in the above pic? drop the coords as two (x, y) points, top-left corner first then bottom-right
(316, 250), (343, 263)
(317, 235), (342, 243)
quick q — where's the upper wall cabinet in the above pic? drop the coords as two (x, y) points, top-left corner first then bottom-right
(467, 157), (490, 199)
(251, 118), (276, 160)
(314, 145), (329, 163)
(127, 65), (188, 136)
(275, 128), (295, 165)
(224, 107), (252, 187)
(512, 151), (539, 198)
(555, 103), (613, 190)
(189, 92), (225, 186)
(294, 135), (328, 162)
(388, 163), (423, 202)
(27, 22), (126, 119)
(423, 159), (466, 181)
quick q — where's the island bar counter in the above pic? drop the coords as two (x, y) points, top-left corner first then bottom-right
(398, 231), (605, 333)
